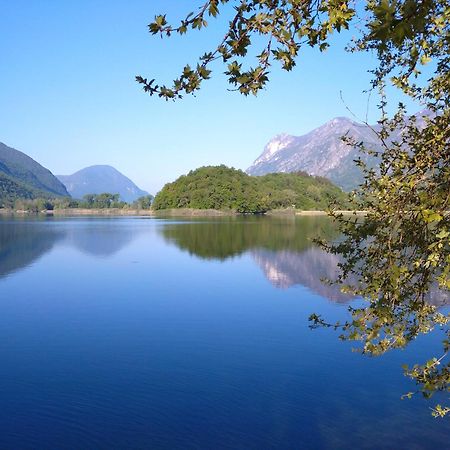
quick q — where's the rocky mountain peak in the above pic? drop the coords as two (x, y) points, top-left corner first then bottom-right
(255, 133), (297, 165)
(247, 115), (381, 191)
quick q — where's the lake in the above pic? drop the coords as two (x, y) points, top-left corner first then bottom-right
(0, 216), (448, 449)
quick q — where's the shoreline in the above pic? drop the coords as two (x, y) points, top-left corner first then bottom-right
(0, 207), (366, 217)
(51, 208), (155, 216)
(0, 208), (155, 216)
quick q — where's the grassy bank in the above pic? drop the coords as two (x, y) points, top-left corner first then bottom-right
(0, 208), (154, 216)
(50, 208), (154, 216)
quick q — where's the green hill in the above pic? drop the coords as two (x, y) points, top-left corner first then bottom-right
(0, 142), (69, 206)
(153, 165), (349, 213)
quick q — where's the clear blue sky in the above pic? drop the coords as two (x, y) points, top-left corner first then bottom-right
(0, 1), (416, 194)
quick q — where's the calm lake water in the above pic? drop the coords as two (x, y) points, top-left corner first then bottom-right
(0, 216), (448, 449)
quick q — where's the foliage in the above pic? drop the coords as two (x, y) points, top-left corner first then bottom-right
(152, 165), (348, 212)
(153, 165), (264, 212)
(141, 1), (450, 415)
(138, 1), (448, 101)
(312, 107), (450, 416)
(0, 173), (37, 207)
(13, 198), (55, 213)
(138, 0), (356, 99)
(319, 0), (449, 414)
(77, 193), (127, 209)
(132, 194), (155, 209)
(2, 193), (132, 212)
(0, 172), (66, 208)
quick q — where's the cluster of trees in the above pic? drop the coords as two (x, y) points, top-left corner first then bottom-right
(8, 194), (155, 212)
(152, 165), (349, 213)
(12, 198), (56, 213)
(0, 173), (55, 208)
(131, 194), (154, 209)
(75, 193), (127, 209)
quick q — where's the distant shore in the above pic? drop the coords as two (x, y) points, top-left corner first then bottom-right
(0, 207), (366, 217)
(0, 208), (154, 216)
(50, 208), (155, 216)
(268, 208), (367, 216)
(297, 210), (366, 216)
(51, 208), (235, 217)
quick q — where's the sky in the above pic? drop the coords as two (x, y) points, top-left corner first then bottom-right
(0, 1), (418, 194)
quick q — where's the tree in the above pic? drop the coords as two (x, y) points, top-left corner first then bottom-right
(132, 194), (155, 209)
(80, 193), (125, 209)
(139, 1), (449, 415)
(82, 194), (96, 208)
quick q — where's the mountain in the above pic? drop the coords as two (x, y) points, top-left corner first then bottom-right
(247, 111), (433, 191)
(57, 165), (148, 203)
(0, 142), (69, 205)
(247, 117), (383, 191)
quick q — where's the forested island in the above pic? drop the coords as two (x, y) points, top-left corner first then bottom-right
(153, 165), (349, 213)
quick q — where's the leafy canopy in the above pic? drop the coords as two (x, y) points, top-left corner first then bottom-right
(138, 1), (447, 100)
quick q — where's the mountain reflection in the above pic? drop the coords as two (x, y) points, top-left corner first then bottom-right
(0, 220), (65, 279)
(252, 248), (353, 301)
(64, 223), (136, 257)
(0, 218), (147, 279)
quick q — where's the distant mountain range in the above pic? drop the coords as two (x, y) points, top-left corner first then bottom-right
(247, 111), (431, 191)
(247, 117), (381, 191)
(247, 117), (380, 191)
(57, 165), (148, 203)
(0, 142), (69, 204)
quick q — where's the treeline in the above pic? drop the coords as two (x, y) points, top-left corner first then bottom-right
(3, 165), (349, 214)
(153, 165), (350, 213)
(0, 172), (56, 207)
(7, 193), (154, 213)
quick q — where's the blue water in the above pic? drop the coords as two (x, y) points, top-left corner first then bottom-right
(0, 216), (448, 449)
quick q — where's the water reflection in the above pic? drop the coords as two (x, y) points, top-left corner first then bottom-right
(0, 220), (65, 278)
(160, 216), (339, 258)
(0, 217), (148, 279)
(1, 217), (448, 448)
(252, 248), (352, 301)
(1, 216), (347, 302)
(1, 216), (447, 306)
(159, 217), (449, 306)
(64, 224), (137, 257)
(160, 216), (353, 300)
